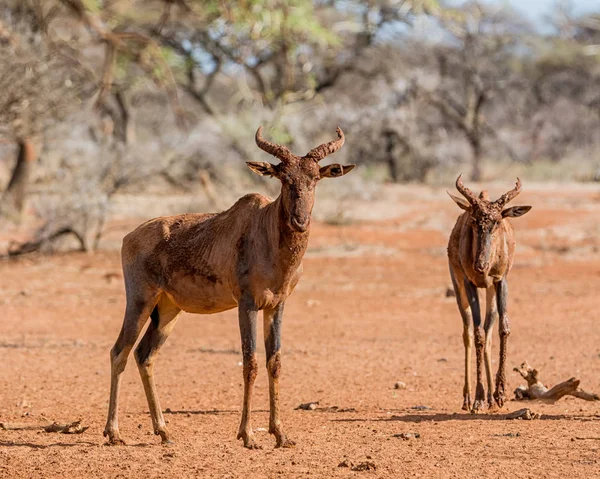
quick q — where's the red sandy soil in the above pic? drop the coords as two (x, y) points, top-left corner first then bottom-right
(1, 186), (600, 478)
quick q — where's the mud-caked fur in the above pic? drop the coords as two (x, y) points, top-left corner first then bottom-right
(447, 175), (531, 413)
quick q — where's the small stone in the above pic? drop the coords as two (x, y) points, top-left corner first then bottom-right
(394, 381), (406, 390)
(351, 461), (377, 472)
(393, 432), (420, 440)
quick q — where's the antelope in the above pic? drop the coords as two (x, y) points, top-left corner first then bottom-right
(447, 175), (531, 412)
(103, 127), (354, 448)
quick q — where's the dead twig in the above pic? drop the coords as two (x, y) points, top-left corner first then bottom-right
(505, 408), (540, 420)
(1, 420), (89, 434)
(295, 401), (319, 411)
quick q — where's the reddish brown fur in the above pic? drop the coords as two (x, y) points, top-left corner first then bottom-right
(447, 175), (531, 412)
(103, 127), (354, 448)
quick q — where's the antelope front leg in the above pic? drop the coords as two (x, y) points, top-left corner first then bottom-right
(104, 295), (156, 445)
(264, 303), (295, 448)
(484, 286), (498, 409)
(464, 279), (485, 412)
(237, 294), (260, 449)
(450, 269), (473, 411)
(494, 278), (510, 408)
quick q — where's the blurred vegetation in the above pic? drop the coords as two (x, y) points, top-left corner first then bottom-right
(0, 0), (599, 252)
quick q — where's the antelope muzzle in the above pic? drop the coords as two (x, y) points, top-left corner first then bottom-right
(474, 232), (492, 274)
(289, 214), (310, 233)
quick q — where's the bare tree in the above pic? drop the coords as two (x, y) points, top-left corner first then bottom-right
(417, 2), (525, 180)
(0, 6), (92, 219)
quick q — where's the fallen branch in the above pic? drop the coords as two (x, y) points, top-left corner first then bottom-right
(0, 420), (89, 434)
(513, 362), (600, 403)
(6, 227), (87, 257)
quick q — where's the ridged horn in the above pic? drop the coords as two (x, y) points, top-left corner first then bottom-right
(255, 126), (296, 163)
(305, 127), (345, 162)
(495, 178), (522, 207)
(455, 174), (480, 206)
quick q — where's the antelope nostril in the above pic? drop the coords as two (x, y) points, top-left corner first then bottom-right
(290, 217), (309, 232)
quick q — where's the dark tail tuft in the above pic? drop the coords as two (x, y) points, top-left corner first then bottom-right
(150, 306), (159, 327)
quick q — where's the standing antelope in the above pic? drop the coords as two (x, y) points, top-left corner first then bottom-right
(447, 175), (531, 412)
(103, 127), (354, 448)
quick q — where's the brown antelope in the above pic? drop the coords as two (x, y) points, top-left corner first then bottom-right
(447, 175), (531, 412)
(103, 127), (354, 448)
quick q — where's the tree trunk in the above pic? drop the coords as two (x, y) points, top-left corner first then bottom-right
(1, 138), (37, 220)
(469, 137), (482, 182)
(384, 130), (400, 183)
(115, 90), (135, 145)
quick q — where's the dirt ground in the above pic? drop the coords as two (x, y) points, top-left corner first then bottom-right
(1, 184), (600, 478)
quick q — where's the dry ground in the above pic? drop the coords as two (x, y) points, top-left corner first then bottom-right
(1, 185), (600, 478)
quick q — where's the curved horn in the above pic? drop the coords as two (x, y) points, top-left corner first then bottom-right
(305, 127), (345, 162)
(455, 174), (480, 206)
(495, 178), (522, 207)
(255, 126), (296, 163)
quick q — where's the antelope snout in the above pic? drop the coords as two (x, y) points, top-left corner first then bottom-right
(290, 216), (309, 232)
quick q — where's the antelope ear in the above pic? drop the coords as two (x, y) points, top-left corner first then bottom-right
(319, 163), (355, 179)
(447, 191), (471, 211)
(246, 162), (277, 177)
(502, 205), (531, 218)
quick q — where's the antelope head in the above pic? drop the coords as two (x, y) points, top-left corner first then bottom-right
(448, 175), (532, 274)
(247, 126), (355, 232)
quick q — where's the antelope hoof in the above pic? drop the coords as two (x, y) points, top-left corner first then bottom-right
(461, 397), (471, 411)
(237, 431), (262, 450)
(277, 438), (296, 449)
(103, 429), (126, 446)
(270, 425), (295, 448)
(487, 393), (494, 409)
(494, 388), (506, 408)
(156, 428), (173, 445)
(471, 399), (485, 413)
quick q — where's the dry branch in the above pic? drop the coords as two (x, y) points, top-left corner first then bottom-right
(513, 362), (600, 403)
(0, 420), (89, 434)
(6, 227), (87, 258)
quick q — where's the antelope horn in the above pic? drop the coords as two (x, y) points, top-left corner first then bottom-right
(455, 174), (480, 206)
(305, 127), (345, 162)
(495, 178), (522, 207)
(255, 126), (296, 163)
